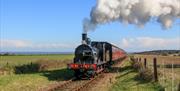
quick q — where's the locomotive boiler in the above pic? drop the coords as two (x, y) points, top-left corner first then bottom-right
(68, 33), (126, 78)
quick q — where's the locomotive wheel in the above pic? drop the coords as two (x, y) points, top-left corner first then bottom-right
(91, 74), (95, 78)
(74, 71), (81, 79)
(95, 72), (98, 76)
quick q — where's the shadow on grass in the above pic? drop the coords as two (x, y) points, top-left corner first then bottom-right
(134, 76), (165, 91)
(14, 63), (74, 81)
(14, 63), (40, 74)
(109, 65), (133, 73)
(115, 66), (135, 79)
(40, 68), (74, 81)
(114, 65), (150, 84)
(133, 75), (151, 84)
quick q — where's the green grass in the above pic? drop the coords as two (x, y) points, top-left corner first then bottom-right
(0, 74), (50, 91)
(0, 54), (74, 66)
(133, 55), (180, 91)
(0, 54), (74, 91)
(0, 69), (74, 91)
(111, 60), (163, 91)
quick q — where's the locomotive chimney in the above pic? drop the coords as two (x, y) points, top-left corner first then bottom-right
(82, 33), (87, 44)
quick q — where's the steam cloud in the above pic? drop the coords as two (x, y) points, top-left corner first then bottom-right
(83, 0), (180, 32)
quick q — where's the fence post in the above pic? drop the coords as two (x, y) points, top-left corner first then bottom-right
(6, 62), (9, 66)
(178, 83), (180, 91)
(153, 58), (158, 82)
(139, 58), (141, 62)
(144, 58), (147, 68)
(136, 58), (138, 62)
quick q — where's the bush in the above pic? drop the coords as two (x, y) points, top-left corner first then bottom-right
(14, 63), (40, 74)
(0, 64), (14, 75)
(133, 62), (143, 70)
(130, 57), (143, 71)
(14, 59), (71, 74)
(37, 59), (70, 71)
(137, 68), (153, 82)
(161, 53), (168, 56)
(130, 57), (153, 82)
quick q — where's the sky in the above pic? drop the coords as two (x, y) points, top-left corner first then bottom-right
(0, 0), (180, 52)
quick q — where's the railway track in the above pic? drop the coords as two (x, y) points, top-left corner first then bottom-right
(56, 73), (104, 91)
(72, 73), (105, 91)
(39, 77), (75, 91)
(40, 59), (126, 91)
(40, 72), (105, 91)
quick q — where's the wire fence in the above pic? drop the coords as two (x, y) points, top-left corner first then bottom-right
(134, 55), (180, 91)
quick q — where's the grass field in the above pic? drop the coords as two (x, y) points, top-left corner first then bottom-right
(133, 55), (180, 91)
(0, 54), (74, 66)
(133, 54), (180, 65)
(0, 54), (179, 91)
(0, 69), (74, 91)
(110, 59), (163, 91)
(133, 55), (180, 78)
(0, 54), (74, 91)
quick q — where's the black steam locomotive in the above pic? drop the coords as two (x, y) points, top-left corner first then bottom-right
(68, 33), (126, 78)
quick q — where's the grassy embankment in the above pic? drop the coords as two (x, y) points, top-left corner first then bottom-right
(111, 57), (163, 91)
(0, 54), (74, 91)
(132, 55), (180, 91)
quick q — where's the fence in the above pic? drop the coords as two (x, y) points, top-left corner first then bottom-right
(132, 55), (180, 91)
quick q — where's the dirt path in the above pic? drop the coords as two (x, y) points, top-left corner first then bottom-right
(87, 60), (126, 91)
(86, 73), (117, 91)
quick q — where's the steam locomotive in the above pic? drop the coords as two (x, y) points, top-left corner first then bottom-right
(68, 33), (126, 78)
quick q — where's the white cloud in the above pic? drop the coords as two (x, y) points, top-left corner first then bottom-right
(1, 37), (179, 52)
(0, 39), (78, 51)
(0, 39), (31, 48)
(119, 37), (180, 52)
(30, 43), (75, 49)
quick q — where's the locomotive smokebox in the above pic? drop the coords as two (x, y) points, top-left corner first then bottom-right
(82, 33), (87, 44)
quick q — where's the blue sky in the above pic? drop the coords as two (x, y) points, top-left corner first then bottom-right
(0, 0), (180, 52)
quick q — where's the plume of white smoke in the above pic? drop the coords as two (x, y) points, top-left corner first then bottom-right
(83, 18), (97, 33)
(83, 0), (180, 32)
